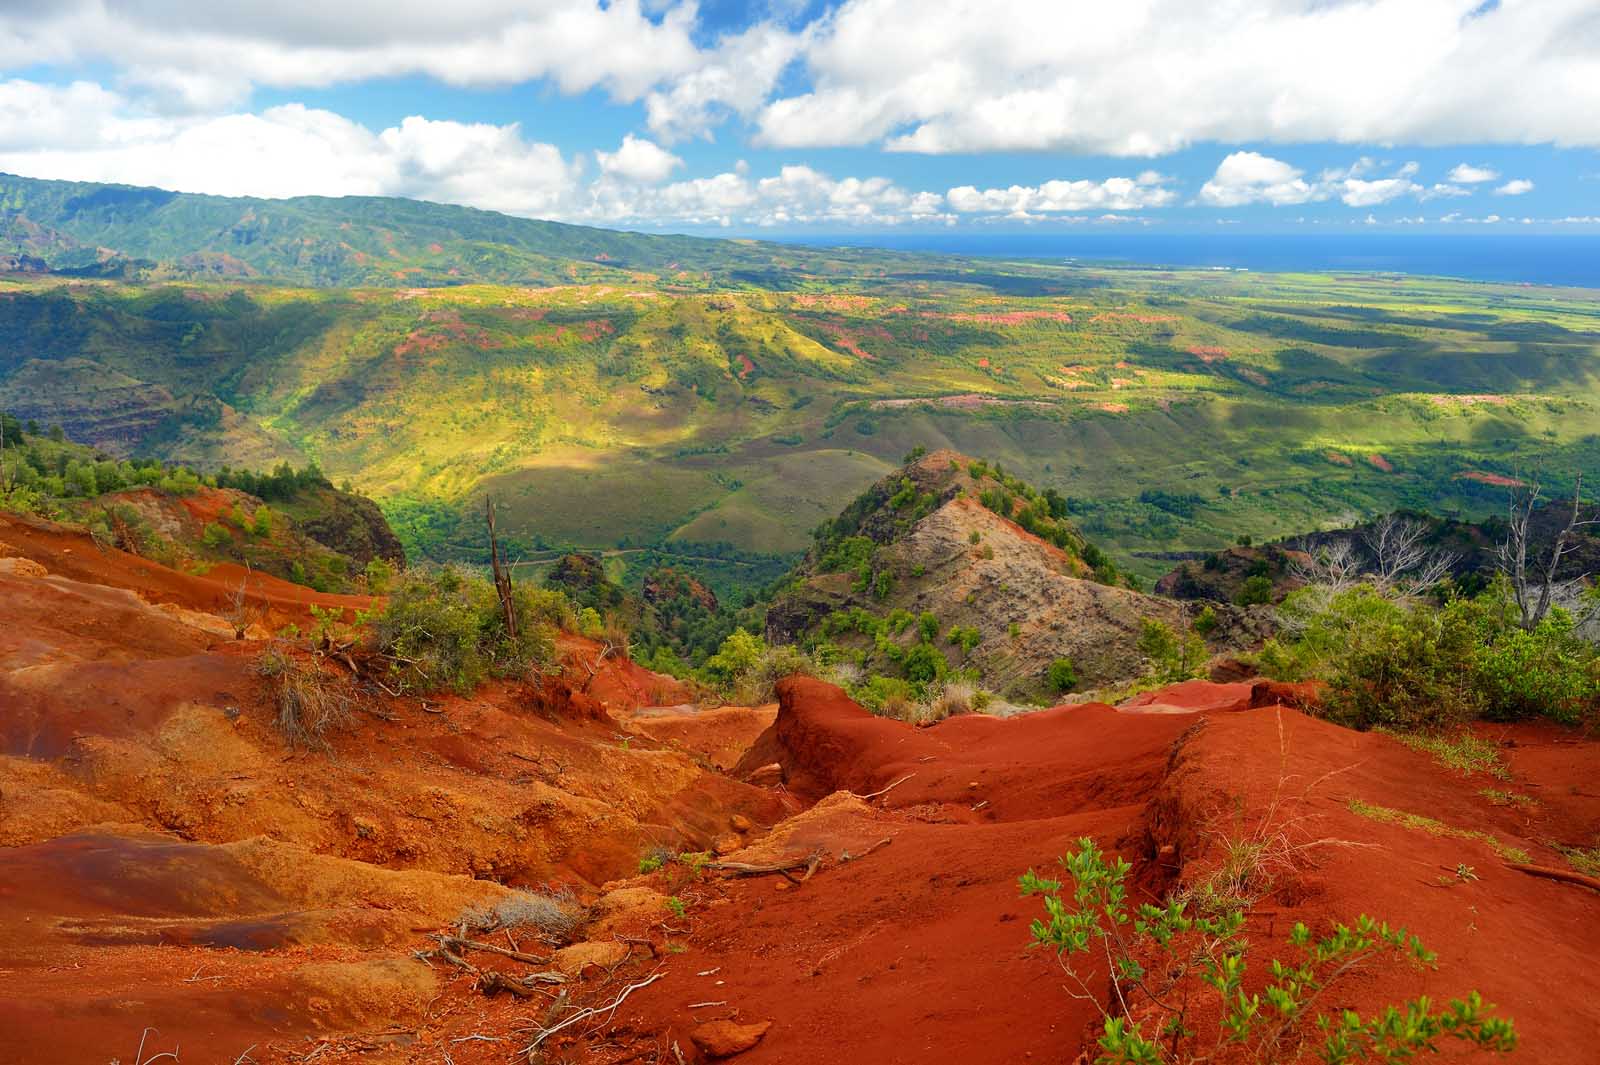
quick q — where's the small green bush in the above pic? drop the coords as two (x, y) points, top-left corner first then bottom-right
(1193, 604), (1219, 637)
(1235, 574), (1273, 605)
(1047, 657), (1078, 694)
(1138, 618), (1207, 684)
(1021, 838), (1517, 1065)
(372, 565), (560, 694)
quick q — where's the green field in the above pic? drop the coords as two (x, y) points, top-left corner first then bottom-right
(1, 174), (1597, 588)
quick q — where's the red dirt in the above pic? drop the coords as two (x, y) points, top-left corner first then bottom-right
(1456, 470), (1526, 487)
(4, 519), (1598, 1063)
(1367, 452), (1395, 472)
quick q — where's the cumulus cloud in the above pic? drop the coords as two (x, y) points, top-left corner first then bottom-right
(947, 173), (1176, 217)
(595, 134), (682, 184)
(0, 1), (706, 110)
(755, 0), (1600, 154)
(1198, 152), (1320, 207)
(1494, 178), (1535, 195)
(1199, 153), (1450, 209)
(1447, 163), (1500, 183)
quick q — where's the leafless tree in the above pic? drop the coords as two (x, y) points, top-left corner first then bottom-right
(1363, 514), (1458, 595)
(1289, 514), (1455, 598)
(1496, 475), (1597, 631)
(1288, 537), (1362, 592)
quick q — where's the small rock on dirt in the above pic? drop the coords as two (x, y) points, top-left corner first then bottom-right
(552, 940), (629, 976)
(729, 813), (753, 833)
(712, 834), (742, 856)
(691, 1019), (771, 1058)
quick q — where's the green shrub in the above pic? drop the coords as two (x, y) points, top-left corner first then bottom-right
(1138, 618), (1207, 684)
(902, 641), (948, 684)
(1262, 583), (1598, 731)
(947, 625), (981, 657)
(200, 521), (231, 548)
(372, 565), (559, 694)
(1020, 838), (1517, 1065)
(364, 557), (394, 595)
(1193, 604), (1219, 637)
(1047, 657), (1078, 694)
(702, 628), (815, 703)
(1235, 574), (1273, 605)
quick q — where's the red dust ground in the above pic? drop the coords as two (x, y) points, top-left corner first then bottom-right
(1, 521), (1597, 1064)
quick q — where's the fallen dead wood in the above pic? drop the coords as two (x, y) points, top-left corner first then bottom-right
(433, 934), (552, 967)
(522, 971), (665, 1054)
(840, 837), (893, 863)
(1506, 862), (1600, 894)
(857, 772), (915, 801)
(704, 850), (824, 885)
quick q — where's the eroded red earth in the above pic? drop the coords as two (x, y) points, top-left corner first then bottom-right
(2, 512), (1597, 1064)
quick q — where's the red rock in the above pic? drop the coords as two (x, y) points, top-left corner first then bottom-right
(691, 1019), (771, 1058)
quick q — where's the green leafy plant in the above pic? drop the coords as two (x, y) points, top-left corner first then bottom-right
(1020, 838), (1517, 1065)
(1048, 657), (1079, 694)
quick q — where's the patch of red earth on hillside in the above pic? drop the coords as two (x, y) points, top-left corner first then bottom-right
(1326, 451), (1355, 467)
(1091, 312), (1179, 324)
(0, 512), (369, 629)
(790, 293), (875, 313)
(1110, 377), (1134, 389)
(531, 319), (617, 347)
(1430, 393), (1509, 407)
(1367, 452), (1394, 472)
(594, 252), (612, 261)
(975, 357), (990, 368)
(427, 242), (443, 254)
(737, 353), (755, 379)
(924, 309), (1073, 326)
(1188, 345), (1230, 362)
(1095, 401), (1130, 413)
(1456, 470), (1526, 487)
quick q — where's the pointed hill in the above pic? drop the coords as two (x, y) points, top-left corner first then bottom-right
(766, 449), (1267, 699)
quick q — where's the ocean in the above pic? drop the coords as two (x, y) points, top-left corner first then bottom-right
(769, 233), (1600, 290)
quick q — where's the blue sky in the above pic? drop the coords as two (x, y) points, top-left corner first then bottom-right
(0, 1), (1595, 235)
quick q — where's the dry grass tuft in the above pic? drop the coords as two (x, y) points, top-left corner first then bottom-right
(257, 644), (354, 749)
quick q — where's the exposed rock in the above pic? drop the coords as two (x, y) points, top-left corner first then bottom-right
(0, 557), (47, 577)
(690, 1019), (771, 1058)
(552, 940), (629, 976)
(712, 834), (742, 856)
(729, 813), (752, 833)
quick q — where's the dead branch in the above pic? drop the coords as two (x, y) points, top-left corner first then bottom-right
(839, 837), (893, 863)
(486, 497), (517, 641)
(857, 772), (915, 801)
(704, 850), (823, 885)
(1505, 862), (1600, 894)
(522, 971), (666, 1054)
(433, 934), (553, 967)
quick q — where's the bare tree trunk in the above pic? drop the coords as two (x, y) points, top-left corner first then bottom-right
(486, 498), (517, 640)
(1497, 474), (1595, 631)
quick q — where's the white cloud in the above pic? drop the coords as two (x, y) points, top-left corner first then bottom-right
(1199, 152), (1449, 209)
(643, 23), (806, 142)
(947, 173), (1176, 217)
(0, 1), (707, 111)
(1494, 178), (1535, 195)
(1447, 163), (1500, 183)
(595, 134), (682, 184)
(755, 0), (1600, 154)
(1198, 152), (1320, 207)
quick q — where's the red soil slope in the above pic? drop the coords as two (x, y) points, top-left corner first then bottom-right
(3, 520), (1597, 1064)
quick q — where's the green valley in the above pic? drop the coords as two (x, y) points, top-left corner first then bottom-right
(0, 174), (1596, 592)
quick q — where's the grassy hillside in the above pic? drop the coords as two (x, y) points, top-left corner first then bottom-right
(0, 171), (941, 289)
(1, 181), (1596, 591)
